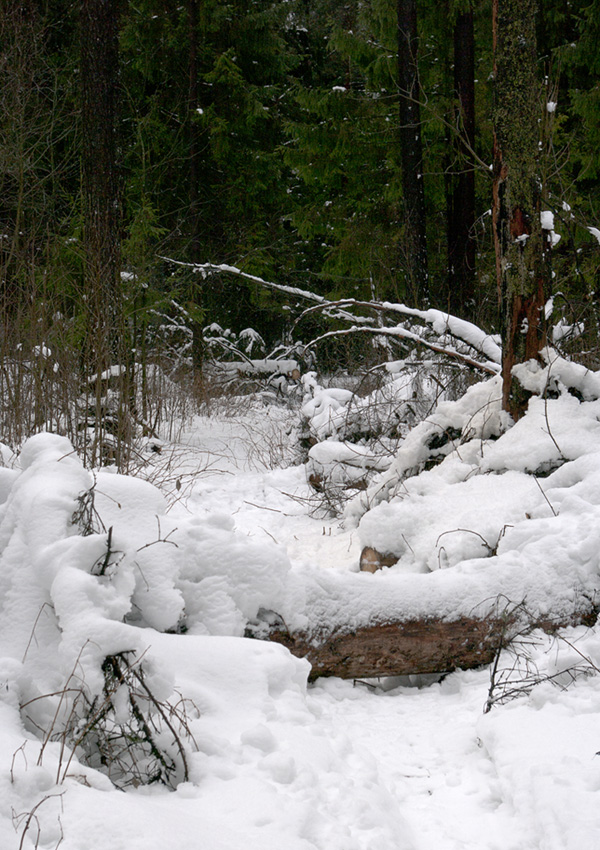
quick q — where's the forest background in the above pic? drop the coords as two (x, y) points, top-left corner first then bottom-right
(1, 0), (600, 465)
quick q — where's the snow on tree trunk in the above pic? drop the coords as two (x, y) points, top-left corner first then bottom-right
(492, 0), (550, 420)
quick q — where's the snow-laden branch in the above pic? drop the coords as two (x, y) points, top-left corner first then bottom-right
(160, 256), (500, 373)
(303, 326), (499, 375)
(159, 257), (372, 326)
(295, 299), (501, 367)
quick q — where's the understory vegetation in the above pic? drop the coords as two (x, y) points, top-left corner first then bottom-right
(2, 0), (600, 468)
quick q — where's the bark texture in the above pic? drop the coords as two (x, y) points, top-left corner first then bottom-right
(492, 0), (549, 419)
(398, 0), (428, 305)
(80, 0), (126, 465)
(187, 0), (205, 377)
(260, 605), (596, 681)
(80, 0), (121, 367)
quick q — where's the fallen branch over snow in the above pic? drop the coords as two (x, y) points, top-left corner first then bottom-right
(302, 325), (499, 375)
(295, 298), (502, 367)
(160, 257), (500, 374)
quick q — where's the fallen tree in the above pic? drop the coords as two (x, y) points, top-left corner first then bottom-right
(243, 352), (600, 681)
(253, 603), (597, 681)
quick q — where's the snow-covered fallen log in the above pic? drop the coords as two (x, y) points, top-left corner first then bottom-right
(251, 353), (600, 678)
(254, 577), (597, 680)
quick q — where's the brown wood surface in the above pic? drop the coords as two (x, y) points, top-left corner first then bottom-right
(261, 606), (596, 680)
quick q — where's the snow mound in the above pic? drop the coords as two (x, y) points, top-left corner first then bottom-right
(4, 351), (600, 849)
(0, 433), (414, 850)
(280, 352), (600, 637)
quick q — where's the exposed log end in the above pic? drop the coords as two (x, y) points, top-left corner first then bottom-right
(359, 546), (399, 573)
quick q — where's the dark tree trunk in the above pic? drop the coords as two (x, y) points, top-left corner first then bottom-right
(187, 0), (204, 380)
(80, 0), (126, 464)
(397, 0), (428, 306)
(80, 0), (121, 366)
(447, 7), (476, 317)
(492, 0), (549, 419)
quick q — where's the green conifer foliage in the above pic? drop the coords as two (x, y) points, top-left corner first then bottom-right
(120, 0), (300, 340)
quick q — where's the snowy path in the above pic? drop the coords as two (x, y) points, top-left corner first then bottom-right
(310, 676), (524, 850)
(166, 412), (530, 850)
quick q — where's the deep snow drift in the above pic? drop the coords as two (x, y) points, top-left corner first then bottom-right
(2, 352), (600, 849)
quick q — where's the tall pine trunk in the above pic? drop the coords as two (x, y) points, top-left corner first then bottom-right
(188, 0), (203, 373)
(397, 0), (428, 306)
(80, 0), (126, 465)
(447, 6), (476, 317)
(492, 0), (549, 419)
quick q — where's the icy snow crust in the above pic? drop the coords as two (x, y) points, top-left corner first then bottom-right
(3, 354), (600, 847)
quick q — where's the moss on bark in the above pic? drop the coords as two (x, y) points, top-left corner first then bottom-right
(492, 0), (550, 418)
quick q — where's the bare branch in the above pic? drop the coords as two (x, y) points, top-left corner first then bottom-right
(303, 326), (499, 375)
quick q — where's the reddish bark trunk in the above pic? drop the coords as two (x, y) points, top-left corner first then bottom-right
(492, 0), (548, 420)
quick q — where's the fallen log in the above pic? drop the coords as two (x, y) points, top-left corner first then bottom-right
(253, 606), (597, 680)
(245, 566), (598, 680)
(262, 616), (509, 680)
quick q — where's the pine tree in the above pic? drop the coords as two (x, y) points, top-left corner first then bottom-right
(397, 0), (428, 304)
(120, 0), (299, 343)
(493, 0), (549, 417)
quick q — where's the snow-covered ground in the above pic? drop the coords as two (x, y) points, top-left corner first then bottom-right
(3, 361), (600, 849)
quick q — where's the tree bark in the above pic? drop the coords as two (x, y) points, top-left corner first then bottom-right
(80, 0), (127, 465)
(492, 0), (549, 420)
(187, 0), (205, 384)
(397, 0), (428, 306)
(447, 6), (476, 317)
(256, 606), (596, 681)
(80, 0), (121, 367)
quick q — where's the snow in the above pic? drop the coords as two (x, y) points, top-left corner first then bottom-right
(541, 211), (561, 246)
(3, 368), (600, 848)
(588, 226), (600, 245)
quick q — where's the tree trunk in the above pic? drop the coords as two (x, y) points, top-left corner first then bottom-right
(188, 0), (204, 381)
(80, 0), (121, 367)
(397, 0), (428, 306)
(255, 606), (596, 681)
(80, 0), (126, 465)
(492, 0), (549, 420)
(447, 6), (476, 317)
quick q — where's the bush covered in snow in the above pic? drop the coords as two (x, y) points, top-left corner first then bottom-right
(299, 358), (476, 515)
